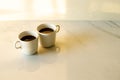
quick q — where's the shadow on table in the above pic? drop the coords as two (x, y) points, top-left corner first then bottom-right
(55, 31), (95, 54)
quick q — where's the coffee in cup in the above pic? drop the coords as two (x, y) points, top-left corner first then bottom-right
(20, 35), (36, 41)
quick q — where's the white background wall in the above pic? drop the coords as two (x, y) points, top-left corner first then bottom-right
(0, 0), (120, 20)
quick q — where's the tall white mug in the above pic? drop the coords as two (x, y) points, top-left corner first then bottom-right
(37, 24), (60, 48)
(15, 31), (38, 55)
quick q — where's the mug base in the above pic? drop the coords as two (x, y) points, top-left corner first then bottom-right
(22, 51), (38, 56)
(43, 45), (55, 48)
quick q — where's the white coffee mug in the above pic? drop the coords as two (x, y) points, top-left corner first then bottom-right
(37, 24), (60, 48)
(15, 31), (38, 55)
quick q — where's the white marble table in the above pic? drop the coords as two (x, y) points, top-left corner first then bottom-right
(0, 21), (120, 80)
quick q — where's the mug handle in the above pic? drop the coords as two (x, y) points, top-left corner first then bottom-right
(55, 25), (60, 33)
(15, 41), (21, 49)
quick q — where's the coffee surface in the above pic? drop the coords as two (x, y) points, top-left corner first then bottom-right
(21, 35), (36, 41)
(39, 28), (54, 34)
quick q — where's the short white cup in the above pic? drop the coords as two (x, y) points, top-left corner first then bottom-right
(15, 31), (38, 55)
(37, 24), (60, 48)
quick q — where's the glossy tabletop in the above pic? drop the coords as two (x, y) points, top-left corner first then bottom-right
(0, 20), (120, 80)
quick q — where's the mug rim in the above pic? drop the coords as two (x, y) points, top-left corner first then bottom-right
(37, 23), (56, 35)
(18, 31), (38, 42)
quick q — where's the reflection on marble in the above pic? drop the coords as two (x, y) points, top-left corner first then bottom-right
(16, 55), (41, 72)
(90, 21), (120, 38)
(14, 46), (61, 72)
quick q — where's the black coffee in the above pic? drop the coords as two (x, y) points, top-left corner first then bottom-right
(39, 28), (54, 34)
(21, 35), (36, 41)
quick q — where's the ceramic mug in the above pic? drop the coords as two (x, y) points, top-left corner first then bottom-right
(15, 31), (38, 55)
(37, 24), (60, 48)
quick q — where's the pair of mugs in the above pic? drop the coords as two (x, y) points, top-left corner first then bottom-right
(15, 24), (60, 55)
